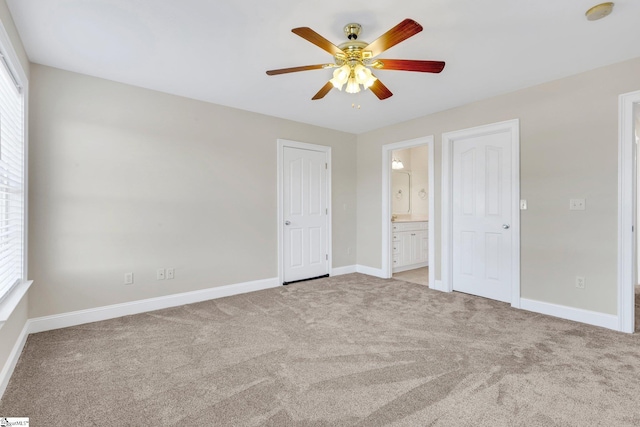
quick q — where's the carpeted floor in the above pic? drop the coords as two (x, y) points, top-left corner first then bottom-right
(2, 273), (640, 426)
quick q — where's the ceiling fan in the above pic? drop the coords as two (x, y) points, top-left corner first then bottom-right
(266, 19), (445, 101)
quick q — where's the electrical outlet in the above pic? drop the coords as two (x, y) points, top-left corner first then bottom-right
(520, 199), (527, 210)
(124, 272), (134, 285)
(157, 268), (165, 280)
(570, 199), (586, 211)
(576, 276), (585, 289)
(166, 268), (174, 279)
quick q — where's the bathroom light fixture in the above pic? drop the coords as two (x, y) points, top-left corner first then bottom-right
(392, 158), (404, 170)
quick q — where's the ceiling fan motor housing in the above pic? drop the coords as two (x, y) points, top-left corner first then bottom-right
(344, 23), (362, 40)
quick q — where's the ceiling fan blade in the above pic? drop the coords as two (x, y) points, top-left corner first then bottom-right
(312, 81), (334, 100)
(369, 78), (393, 100)
(266, 64), (331, 76)
(374, 59), (445, 73)
(364, 19), (423, 58)
(292, 27), (345, 57)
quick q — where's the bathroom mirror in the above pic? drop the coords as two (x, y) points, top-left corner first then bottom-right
(392, 171), (411, 214)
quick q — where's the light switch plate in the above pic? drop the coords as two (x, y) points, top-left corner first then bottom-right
(520, 200), (527, 210)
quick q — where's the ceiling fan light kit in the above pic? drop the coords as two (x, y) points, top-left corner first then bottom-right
(266, 19), (446, 101)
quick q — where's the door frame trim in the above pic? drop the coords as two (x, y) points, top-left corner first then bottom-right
(277, 139), (332, 286)
(440, 119), (521, 307)
(617, 90), (640, 333)
(381, 135), (435, 284)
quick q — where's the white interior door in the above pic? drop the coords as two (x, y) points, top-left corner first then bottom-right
(283, 146), (328, 283)
(452, 131), (512, 302)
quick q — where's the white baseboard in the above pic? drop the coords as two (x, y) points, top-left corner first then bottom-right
(520, 298), (619, 331)
(429, 280), (449, 292)
(0, 321), (29, 399)
(28, 277), (280, 334)
(356, 265), (385, 278)
(331, 265), (357, 276)
(430, 280), (447, 292)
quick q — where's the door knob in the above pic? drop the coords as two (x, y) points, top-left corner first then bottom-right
(285, 220), (291, 225)
(502, 224), (510, 229)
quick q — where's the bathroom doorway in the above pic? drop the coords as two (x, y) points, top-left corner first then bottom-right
(381, 136), (435, 286)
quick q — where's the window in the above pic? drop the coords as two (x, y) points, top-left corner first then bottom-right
(0, 47), (25, 304)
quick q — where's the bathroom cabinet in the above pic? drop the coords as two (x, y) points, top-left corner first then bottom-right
(392, 221), (428, 272)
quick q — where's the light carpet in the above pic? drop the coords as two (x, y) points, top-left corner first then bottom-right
(2, 273), (640, 426)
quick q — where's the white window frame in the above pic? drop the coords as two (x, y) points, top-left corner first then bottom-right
(0, 17), (31, 329)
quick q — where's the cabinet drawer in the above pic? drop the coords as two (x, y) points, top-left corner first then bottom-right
(392, 221), (428, 232)
(392, 242), (401, 254)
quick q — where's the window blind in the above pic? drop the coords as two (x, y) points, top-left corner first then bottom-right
(0, 49), (24, 304)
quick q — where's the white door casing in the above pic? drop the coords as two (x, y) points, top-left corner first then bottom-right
(617, 90), (640, 333)
(441, 120), (520, 307)
(278, 140), (331, 284)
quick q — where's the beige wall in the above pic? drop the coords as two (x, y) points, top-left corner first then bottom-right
(0, 0), (30, 383)
(357, 56), (640, 315)
(28, 64), (357, 318)
(0, 295), (27, 371)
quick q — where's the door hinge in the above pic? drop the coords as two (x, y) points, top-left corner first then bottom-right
(326, 208), (328, 214)
(326, 254), (328, 260)
(325, 163), (328, 169)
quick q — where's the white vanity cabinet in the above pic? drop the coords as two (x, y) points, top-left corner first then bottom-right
(392, 221), (428, 272)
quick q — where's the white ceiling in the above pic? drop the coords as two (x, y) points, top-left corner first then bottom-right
(6, 0), (640, 134)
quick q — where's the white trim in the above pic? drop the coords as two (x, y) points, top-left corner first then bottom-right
(28, 277), (279, 334)
(0, 18), (29, 317)
(441, 119), (521, 307)
(0, 280), (32, 329)
(277, 139), (332, 286)
(0, 17), (27, 89)
(432, 280), (444, 291)
(520, 298), (619, 331)
(0, 320), (29, 399)
(356, 264), (385, 278)
(331, 265), (357, 276)
(381, 136), (435, 288)
(617, 90), (640, 333)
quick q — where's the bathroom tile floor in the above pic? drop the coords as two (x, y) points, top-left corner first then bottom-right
(393, 267), (429, 286)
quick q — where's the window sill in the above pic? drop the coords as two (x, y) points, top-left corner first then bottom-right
(0, 280), (32, 330)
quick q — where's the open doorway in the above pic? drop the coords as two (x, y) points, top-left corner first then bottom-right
(390, 147), (429, 285)
(381, 136), (435, 287)
(617, 90), (640, 333)
(635, 103), (640, 331)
